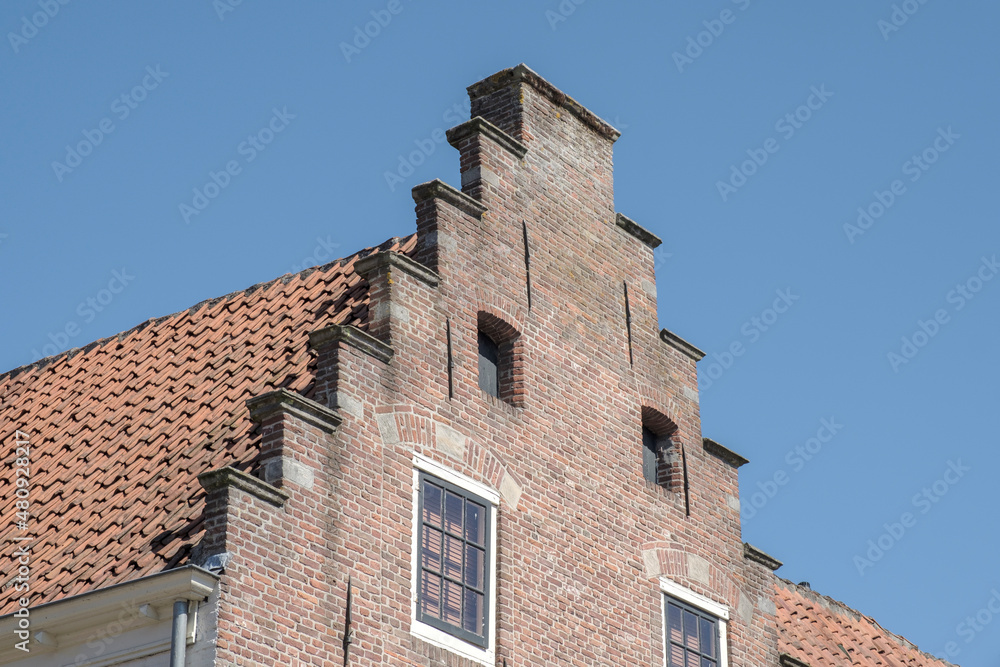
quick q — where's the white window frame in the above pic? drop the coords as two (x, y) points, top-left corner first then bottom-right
(410, 453), (499, 665)
(659, 577), (729, 667)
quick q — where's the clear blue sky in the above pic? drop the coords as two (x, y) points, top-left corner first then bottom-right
(2, 2), (997, 664)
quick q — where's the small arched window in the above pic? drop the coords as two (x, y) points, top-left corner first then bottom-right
(641, 407), (683, 498)
(642, 426), (660, 484)
(476, 311), (524, 406)
(478, 330), (500, 397)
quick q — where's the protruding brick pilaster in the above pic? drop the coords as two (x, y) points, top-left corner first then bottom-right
(465, 64), (619, 209)
(446, 116), (526, 203)
(411, 179), (486, 276)
(354, 250), (439, 345)
(193, 389), (346, 665)
(246, 388), (342, 489)
(309, 324), (392, 415)
(194, 466), (288, 565)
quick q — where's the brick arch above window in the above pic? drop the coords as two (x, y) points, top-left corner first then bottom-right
(641, 405), (679, 437)
(473, 288), (527, 334)
(640, 406), (683, 493)
(640, 543), (746, 618)
(372, 408), (524, 510)
(476, 310), (525, 407)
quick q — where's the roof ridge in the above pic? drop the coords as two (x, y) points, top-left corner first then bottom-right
(0, 235), (411, 384)
(775, 577), (956, 666)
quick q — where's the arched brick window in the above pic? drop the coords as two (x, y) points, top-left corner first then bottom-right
(476, 312), (524, 407)
(641, 406), (682, 493)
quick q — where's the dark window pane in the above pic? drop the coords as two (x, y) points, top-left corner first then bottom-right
(464, 589), (484, 634)
(700, 617), (716, 657)
(642, 426), (658, 483)
(444, 491), (464, 535)
(417, 473), (491, 646)
(466, 545), (484, 589)
(665, 596), (721, 667)
(423, 481), (443, 527)
(421, 527), (442, 572)
(683, 610), (699, 650)
(443, 535), (463, 581)
(465, 500), (485, 545)
(667, 603), (683, 643)
(443, 580), (463, 626)
(478, 330), (500, 396)
(421, 573), (442, 619)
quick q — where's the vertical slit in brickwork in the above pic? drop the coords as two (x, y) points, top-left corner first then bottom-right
(682, 445), (691, 517)
(624, 281), (634, 365)
(343, 576), (353, 666)
(446, 318), (454, 400)
(522, 220), (533, 310)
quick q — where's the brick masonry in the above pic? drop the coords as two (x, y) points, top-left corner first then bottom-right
(195, 64), (781, 666)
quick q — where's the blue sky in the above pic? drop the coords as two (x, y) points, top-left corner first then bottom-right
(2, 1), (997, 663)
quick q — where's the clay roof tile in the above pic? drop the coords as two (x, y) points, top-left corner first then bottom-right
(775, 580), (953, 667)
(0, 235), (415, 614)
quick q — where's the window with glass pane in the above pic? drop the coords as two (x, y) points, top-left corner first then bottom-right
(642, 426), (659, 483)
(478, 330), (500, 397)
(665, 596), (718, 667)
(418, 473), (491, 647)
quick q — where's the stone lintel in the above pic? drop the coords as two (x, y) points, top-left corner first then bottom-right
(446, 116), (528, 159)
(309, 324), (394, 365)
(467, 64), (621, 142)
(779, 653), (812, 667)
(659, 328), (706, 362)
(412, 178), (488, 220)
(743, 543), (783, 571)
(616, 213), (662, 249)
(355, 249), (441, 288)
(198, 466), (289, 508)
(246, 388), (343, 434)
(703, 438), (750, 468)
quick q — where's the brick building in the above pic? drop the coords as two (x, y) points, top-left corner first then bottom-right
(0, 65), (952, 666)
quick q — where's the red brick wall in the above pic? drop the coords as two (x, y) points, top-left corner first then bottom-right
(201, 65), (780, 667)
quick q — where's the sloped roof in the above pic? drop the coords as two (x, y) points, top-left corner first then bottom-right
(0, 235), (415, 616)
(0, 234), (955, 667)
(776, 579), (954, 667)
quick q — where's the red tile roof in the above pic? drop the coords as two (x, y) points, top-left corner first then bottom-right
(0, 235), (415, 615)
(776, 579), (955, 667)
(0, 233), (953, 667)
